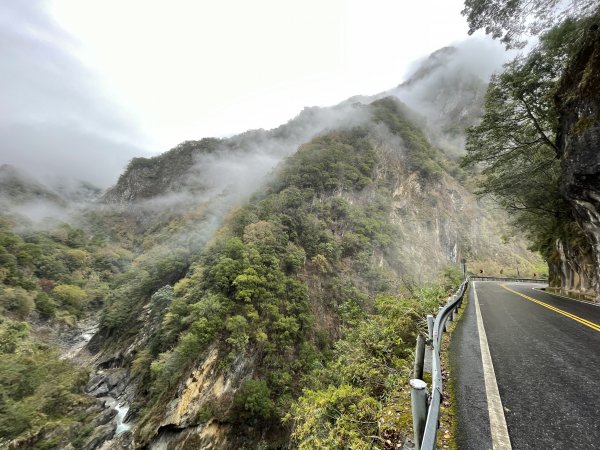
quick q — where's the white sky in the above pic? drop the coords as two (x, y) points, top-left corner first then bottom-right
(48, 0), (471, 153)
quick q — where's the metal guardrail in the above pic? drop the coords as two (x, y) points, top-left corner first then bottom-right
(470, 276), (548, 283)
(410, 277), (469, 450)
(409, 275), (548, 449)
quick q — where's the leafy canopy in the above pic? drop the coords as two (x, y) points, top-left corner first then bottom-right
(462, 0), (597, 47)
(461, 17), (589, 259)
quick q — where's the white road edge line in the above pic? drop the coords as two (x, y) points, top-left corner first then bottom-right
(473, 282), (512, 450)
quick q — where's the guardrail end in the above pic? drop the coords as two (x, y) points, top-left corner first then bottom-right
(410, 378), (428, 450)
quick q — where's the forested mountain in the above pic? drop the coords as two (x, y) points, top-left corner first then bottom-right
(0, 45), (543, 449)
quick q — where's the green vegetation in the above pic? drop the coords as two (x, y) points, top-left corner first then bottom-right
(0, 318), (96, 447)
(87, 99), (468, 448)
(288, 286), (449, 449)
(127, 127), (397, 437)
(461, 15), (594, 270)
(0, 214), (133, 445)
(1, 86), (535, 448)
(371, 98), (448, 179)
(462, 0), (596, 47)
(0, 219), (131, 322)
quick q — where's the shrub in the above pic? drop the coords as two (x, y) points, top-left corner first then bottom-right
(1, 287), (35, 318)
(52, 284), (87, 315)
(35, 292), (57, 318)
(233, 379), (274, 423)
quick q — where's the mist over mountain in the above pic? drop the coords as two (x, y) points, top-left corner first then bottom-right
(0, 164), (66, 206)
(103, 103), (369, 205)
(0, 163), (104, 226)
(83, 46), (538, 449)
(101, 37), (509, 212)
(391, 38), (512, 156)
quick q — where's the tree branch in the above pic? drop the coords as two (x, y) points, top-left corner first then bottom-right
(518, 94), (560, 153)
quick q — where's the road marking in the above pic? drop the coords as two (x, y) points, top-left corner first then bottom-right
(531, 287), (600, 308)
(473, 282), (512, 450)
(502, 285), (600, 333)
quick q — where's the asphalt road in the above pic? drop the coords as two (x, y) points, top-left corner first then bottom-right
(450, 281), (600, 449)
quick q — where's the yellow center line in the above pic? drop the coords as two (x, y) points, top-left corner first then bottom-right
(501, 284), (600, 333)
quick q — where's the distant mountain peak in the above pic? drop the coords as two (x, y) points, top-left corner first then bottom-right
(1, 163), (34, 181)
(400, 46), (459, 88)
(390, 44), (488, 156)
(0, 164), (66, 206)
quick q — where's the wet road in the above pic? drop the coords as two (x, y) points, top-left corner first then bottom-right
(450, 281), (600, 449)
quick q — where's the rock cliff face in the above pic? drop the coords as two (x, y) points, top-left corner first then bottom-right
(547, 237), (596, 296)
(555, 21), (600, 299)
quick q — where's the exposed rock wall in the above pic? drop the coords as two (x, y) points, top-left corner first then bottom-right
(548, 237), (597, 297)
(555, 20), (600, 300)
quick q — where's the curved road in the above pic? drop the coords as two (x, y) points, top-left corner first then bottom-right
(450, 281), (600, 449)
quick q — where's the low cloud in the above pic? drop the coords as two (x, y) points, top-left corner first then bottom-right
(115, 104), (369, 214)
(0, 1), (148, 188)
(390, 36), (514, 156)
(393, 37), (513, 120)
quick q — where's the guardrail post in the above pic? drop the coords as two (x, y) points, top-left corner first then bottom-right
(410, 379), (428, 450)
(413, 334), (426, 380)
(427, 314), (434, 343)
(426, 314), (434, 373)
(446, 301), (454, 331)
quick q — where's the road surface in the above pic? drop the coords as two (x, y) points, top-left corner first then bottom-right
(450, 281), (600, 449)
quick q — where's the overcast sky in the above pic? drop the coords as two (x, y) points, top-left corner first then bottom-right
(0, 0), (499, 187)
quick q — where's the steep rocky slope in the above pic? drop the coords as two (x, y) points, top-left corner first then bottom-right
(392, 46), (488, 157)
(553, 21), (600, 299)
(390, 47), (487, 136)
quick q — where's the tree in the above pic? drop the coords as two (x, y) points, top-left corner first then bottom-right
(35, 292), (57, 318)
(1, 287), (35, 318)
(461, 54), (560, 213)
(233, 379), (274, 423)
(462, 0), (596, 47)
(0, 318), (94, 443)
(52, 284), (87, 315)
(150, 285), (174, 317)
(461, 18), (590, 259)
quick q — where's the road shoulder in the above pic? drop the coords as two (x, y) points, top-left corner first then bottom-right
(448, 283), (493, 450)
